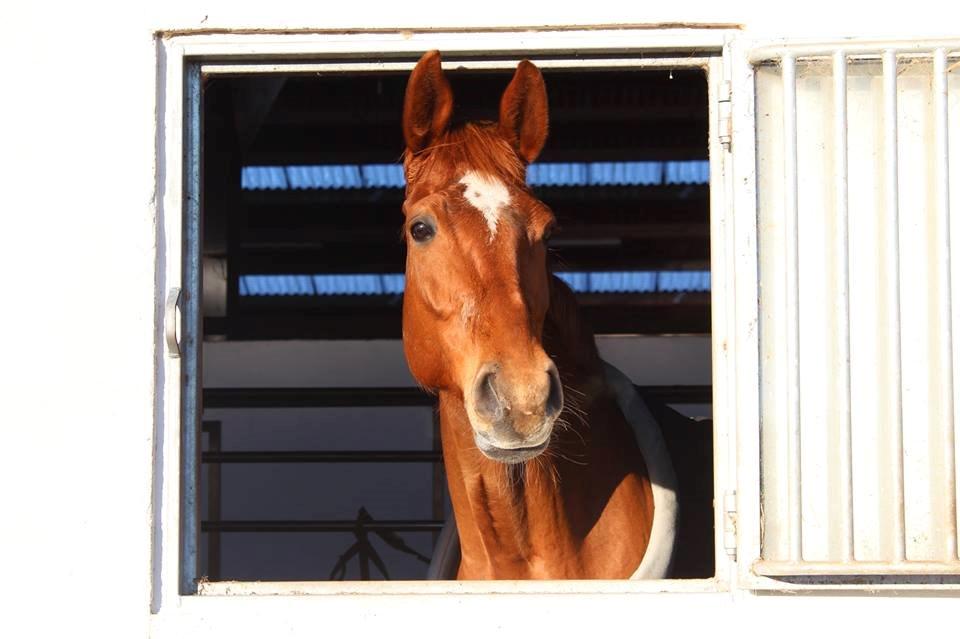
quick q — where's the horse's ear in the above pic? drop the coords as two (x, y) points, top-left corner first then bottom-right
(403, 50), (454, 154)
(499, 60), (549, 164)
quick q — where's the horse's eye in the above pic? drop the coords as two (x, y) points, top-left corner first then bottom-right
(410, 220), (436, 243)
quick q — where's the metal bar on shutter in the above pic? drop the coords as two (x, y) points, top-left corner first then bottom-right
(882, 48), (908, 564)
(754, 42), (960, 577)
(933, 47), (959, 561)
(832, 50), (855, 562)
(781, 53), (804, 563)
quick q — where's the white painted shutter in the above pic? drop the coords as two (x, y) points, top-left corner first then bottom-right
(753, 42), (960, 574)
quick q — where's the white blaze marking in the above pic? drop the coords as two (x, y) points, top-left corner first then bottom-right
(459, 171), (511, 240)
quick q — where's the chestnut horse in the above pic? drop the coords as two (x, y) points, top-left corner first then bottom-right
(401, 51), (677, 579)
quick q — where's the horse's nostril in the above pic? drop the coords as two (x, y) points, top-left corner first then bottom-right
(474, 368), (503, 420)
(546, 364), (563, 419)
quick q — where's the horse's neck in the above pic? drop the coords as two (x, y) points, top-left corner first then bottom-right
(438, 391), (588, 578)
(439, 277), (633, 579)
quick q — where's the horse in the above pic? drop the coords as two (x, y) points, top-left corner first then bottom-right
(400, 50), (677, 579)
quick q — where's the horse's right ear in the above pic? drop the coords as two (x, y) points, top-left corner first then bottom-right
(403, 50), (454, 154)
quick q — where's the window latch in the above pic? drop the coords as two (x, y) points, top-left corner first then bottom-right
(165, 287), (182, 358)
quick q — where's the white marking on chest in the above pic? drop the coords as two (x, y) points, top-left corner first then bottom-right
(603, 362), (678, 580)
(459, 171), (511, 240)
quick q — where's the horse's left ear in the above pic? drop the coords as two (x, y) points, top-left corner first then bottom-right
(499, 60), (549, 164)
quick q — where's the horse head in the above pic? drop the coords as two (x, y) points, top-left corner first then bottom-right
(401, 50), (563, 464)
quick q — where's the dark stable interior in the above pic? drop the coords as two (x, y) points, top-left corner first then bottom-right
(199, 65), (714, 581)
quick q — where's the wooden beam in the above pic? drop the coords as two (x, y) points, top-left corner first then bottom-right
(254, 69), (706, 128)
(210, 293), (710, 340)
(243, 118), (707, 166)
(230, 238), (709, 275)
(240, 183), (708, 207)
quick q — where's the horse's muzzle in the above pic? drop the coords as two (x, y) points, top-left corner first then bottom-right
(467, 360), (563, 463)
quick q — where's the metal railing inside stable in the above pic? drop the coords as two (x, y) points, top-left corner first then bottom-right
(200, 386), (443, 581)
(201, 385), (711, 580)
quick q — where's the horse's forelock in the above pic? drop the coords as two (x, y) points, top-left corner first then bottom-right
(404, 122), (526, 194)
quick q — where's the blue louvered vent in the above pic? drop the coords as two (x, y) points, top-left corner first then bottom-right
(241, 161), (709, 191)
(239, 274), (407, 296)
(239, 271), (710, 297)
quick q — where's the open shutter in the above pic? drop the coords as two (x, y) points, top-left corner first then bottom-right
(753, 40), (960, 575)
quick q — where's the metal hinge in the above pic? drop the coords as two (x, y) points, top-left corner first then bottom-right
(718, 80), (732, 152)
(723, 490), (738, 560)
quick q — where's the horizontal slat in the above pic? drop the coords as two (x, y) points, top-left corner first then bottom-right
(202, 385), (713, 408)
(195, 578), (724, 596)
(202, 520), (444, 533)
(754, 560), (960, 576)
(749, 41), (960, 63)
(202, 450), (442, 463)
(201, 56), (715, 75)
(232, 241), (710, 273)
(203, 387), (434, 408)
(206, 303), (713, 339)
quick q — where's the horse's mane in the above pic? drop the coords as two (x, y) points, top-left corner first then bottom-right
(403, 122), (526, 189)
(544, 275), (604, 381)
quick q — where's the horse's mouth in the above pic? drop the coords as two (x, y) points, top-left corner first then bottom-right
(475, 437), (550, 464)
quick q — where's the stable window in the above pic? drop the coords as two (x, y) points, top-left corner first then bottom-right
(157, 30), (737, 605)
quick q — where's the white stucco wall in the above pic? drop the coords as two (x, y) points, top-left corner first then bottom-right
(1, 2), (957, 637)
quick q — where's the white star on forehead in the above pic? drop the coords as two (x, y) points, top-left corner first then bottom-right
(459, 171), (511, 241)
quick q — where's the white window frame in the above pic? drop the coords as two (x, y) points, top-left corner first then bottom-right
(153, 26), (755, 634)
